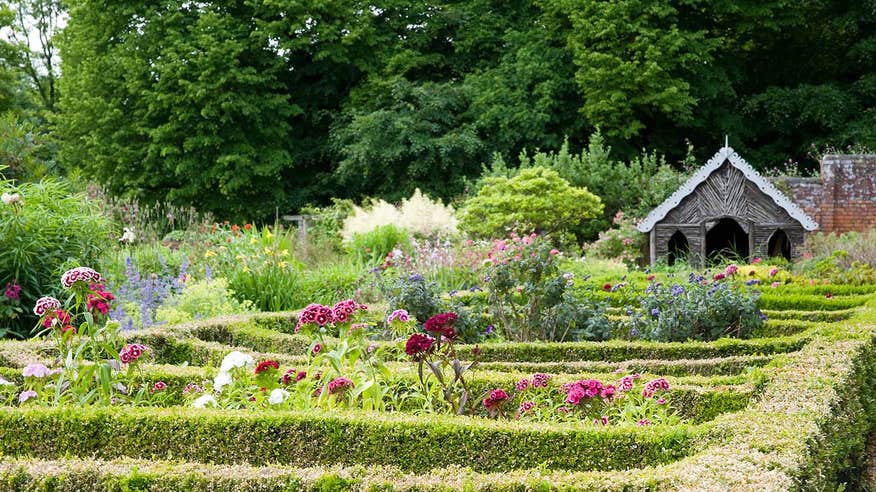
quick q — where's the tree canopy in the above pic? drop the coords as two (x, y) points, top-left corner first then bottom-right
(47, 0), (876, 219)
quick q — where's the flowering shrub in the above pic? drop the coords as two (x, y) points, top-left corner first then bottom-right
(583, 211), (648, 267)
(628, 270), (764, 341)
(383, 274), (485, 343)
(485, 234), (612, 341)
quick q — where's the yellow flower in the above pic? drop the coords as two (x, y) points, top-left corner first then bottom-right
(236, 254), (245, 261)
(278, 260), (288, 268)
(265, 229), (274, 239)
(250, 237), (258, 245)
(204, 250), (216, 258)
(279, 250), (290, 257)
(242, 265), (250, 273)
(263, 247), (273, 256)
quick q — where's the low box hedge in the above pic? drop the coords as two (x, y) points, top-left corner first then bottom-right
(478, 354), (775, 377)
(761, 308), (855, 323)
(452, 334), (808, 362)
(758, 293), (868, 311)
(0, 405), (703, 472)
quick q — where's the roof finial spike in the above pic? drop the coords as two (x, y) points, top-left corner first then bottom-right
(725, 135), (729, 148)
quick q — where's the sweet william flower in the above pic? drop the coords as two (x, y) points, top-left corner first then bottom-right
(18, 390), (37, 403)
(219, 351), (255, 373)
(33, 296), (60, 316)
(268, 388), (290, 404)
(22, 363), (51, 378)
(193, 394), (217, 408)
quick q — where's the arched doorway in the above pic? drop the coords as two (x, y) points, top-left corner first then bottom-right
(706, 218), (749, 262)
(667, 231), (689, 266)
(767, 229), (792, 261)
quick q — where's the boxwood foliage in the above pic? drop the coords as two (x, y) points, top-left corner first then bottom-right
(0, 406), (701, 472)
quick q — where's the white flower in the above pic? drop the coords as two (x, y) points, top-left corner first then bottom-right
(0, 377), (14, 386)
(268, 388), (290, 405)
(1, 192), (21, 205)
(192, 394), (217, 408)
(219, 351), (255, 373)
(119, 227), (136, 244)
(213, 371), (232, 392)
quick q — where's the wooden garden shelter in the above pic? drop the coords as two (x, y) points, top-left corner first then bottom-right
(637, 146), (819, 266)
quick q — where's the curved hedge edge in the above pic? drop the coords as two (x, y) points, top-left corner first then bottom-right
(758, 293), (869, 311)
(0, 406), (705, 472)
(753, 319), (820, 338)
(762, 308), (856, 323)
(451, 334), (809, 363)
(614, 317), (876, 489)
(478, 354), (776, 377)
(0, 457), (672, 492)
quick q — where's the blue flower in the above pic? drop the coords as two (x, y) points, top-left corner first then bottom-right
(670, 285), (685, 297)
(651, 308), (660, 317)
(746, 279), (761, 286)
(409, 274), (424, 282)
(485, 324), (495, 334)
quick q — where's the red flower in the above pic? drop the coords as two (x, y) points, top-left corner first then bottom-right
(152, 381), (167, 392)
(646, 275), (655, 282)
(603, 283), (612, 291)
(713, 273), (726, 281)
(424, 312), (457, 339)
(244, 223), (252, 231)
(42, 309), (71, 329)
(312, 343), (322, 355)
(404, 333), (435, 359)
(254, 360), (280, 375)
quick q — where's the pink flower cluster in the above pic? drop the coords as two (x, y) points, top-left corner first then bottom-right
(183, 383), (203, 394)
(3, 283), (21, 301)
(618, 373), (641, 391)
(86, 284), (115, 315)
(642, 378), (670, 398)
(518, 400), (535, 414)
(61, 267), (103, 289)
(295, 300), (367, 331)
(424, 312), (457, 339)
(532, 373), (551, 388)
(119, 343), (149, 364)
(563, 379), (616, 405)
(41, 309), (72, 330)
(327, 377), (354, 394)
(386, 309), (410, 324)
(33, 296), (61, 316)
(332, 299), (365, 323)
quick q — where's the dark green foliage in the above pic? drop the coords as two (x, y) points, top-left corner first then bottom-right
(56, 0), (876, 216)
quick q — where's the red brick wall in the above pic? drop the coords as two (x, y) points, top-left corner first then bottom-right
(819, 155), (876, 234)
(776, 177), (823, 225)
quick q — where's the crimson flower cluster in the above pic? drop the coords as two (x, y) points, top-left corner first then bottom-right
(119, 343), (149, 364)
(41, 309), (74, 333)
(61, 267), (103, 289)
(86, 284), (115, 315)
(423, 312), (457, 339)
(254, 359), (280, 375)
(482, 388), (509, 414)
(404, 333), (435, 359)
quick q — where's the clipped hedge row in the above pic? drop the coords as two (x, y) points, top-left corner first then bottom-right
(761, 308), (855, 323)
(0, 406), (702, 472)
(758, 293), (868, 311)
(478, 354), (776, 377)
(751, 319), (819, 338)
(452, 334), (808, 363)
